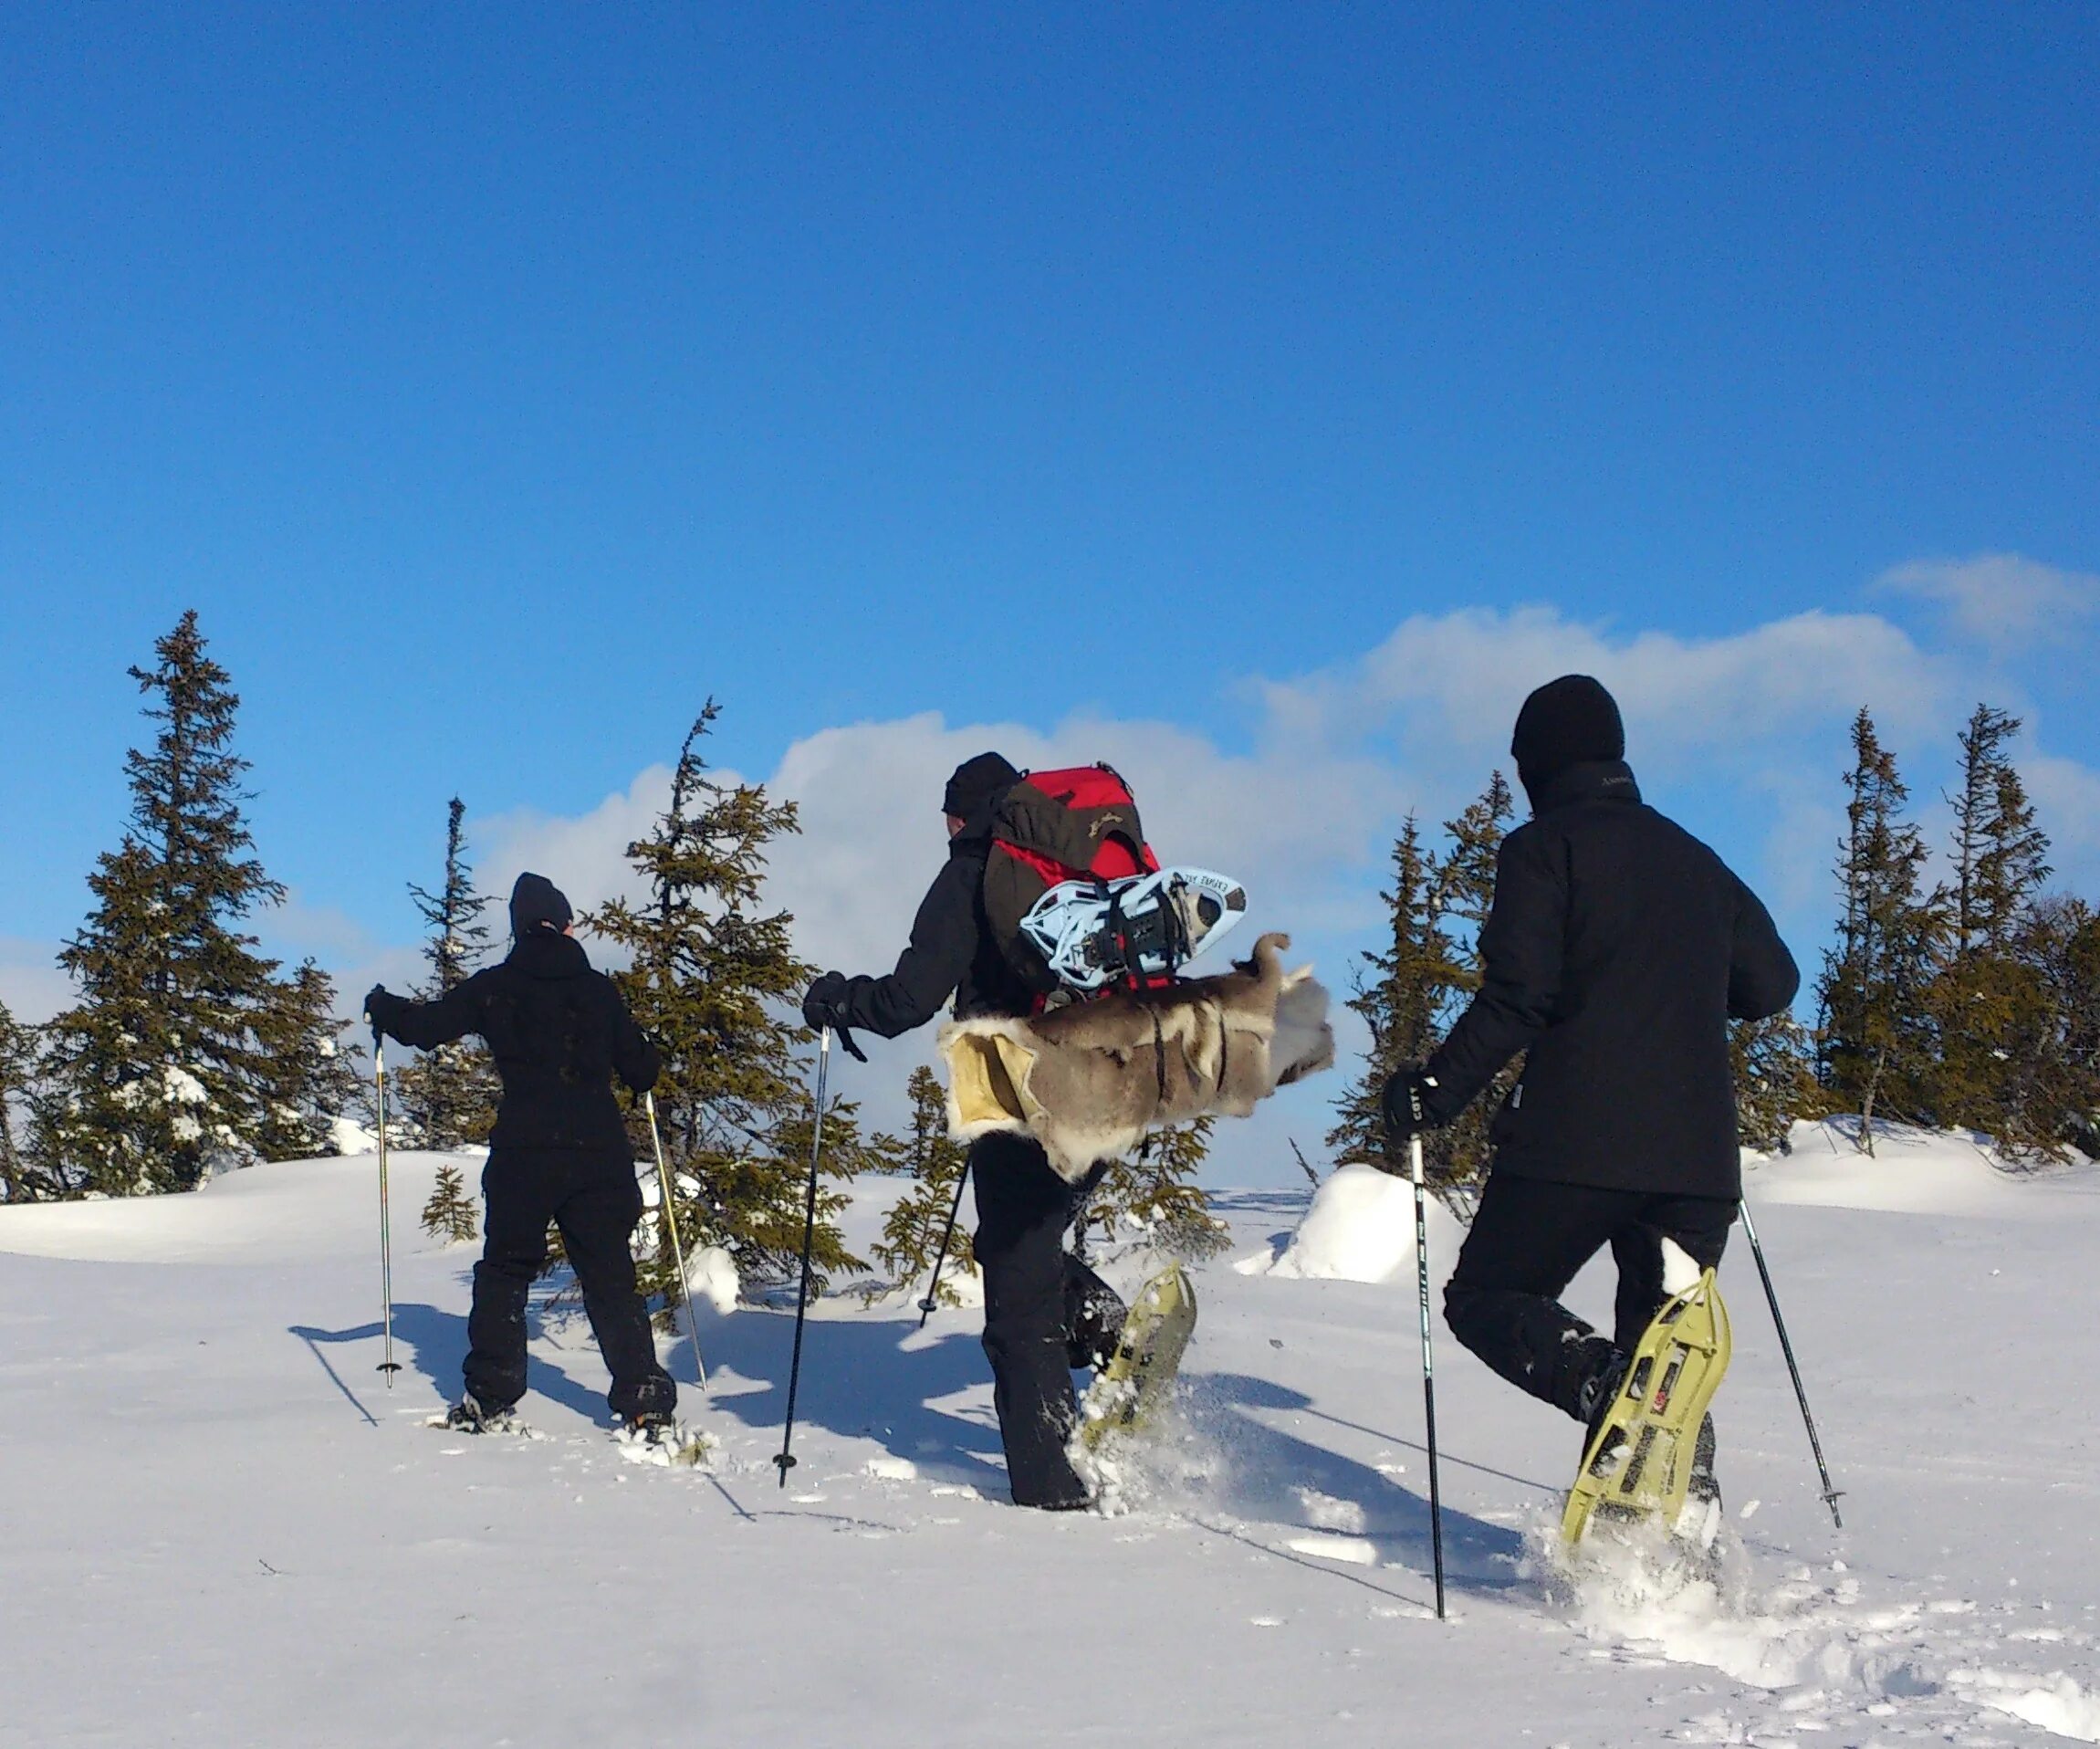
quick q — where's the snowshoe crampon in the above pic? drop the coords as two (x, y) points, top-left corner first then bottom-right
(1019, 868), (1247, 994)
(427, 1395), (533, 1438)
(1562, 1269), (1731, 1546)
(1081, 1264), (1196, 1450)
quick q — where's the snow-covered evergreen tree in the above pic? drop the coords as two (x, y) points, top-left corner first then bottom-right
(588, 704), (882, 1295)
(392, 798), (498, 1147)
(37, 612), (350, 1193)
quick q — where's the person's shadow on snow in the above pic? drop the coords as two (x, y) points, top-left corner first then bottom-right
(1184, 1370), (1529, 1596)
(289, 1293), (611, 1427)
(693, 1304), (1010, 1492)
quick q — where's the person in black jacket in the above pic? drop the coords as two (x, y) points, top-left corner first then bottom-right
(1384, 676), (1800, 1488)
(801, 752), (1121, 1511)
(365, 872), (674, 1434)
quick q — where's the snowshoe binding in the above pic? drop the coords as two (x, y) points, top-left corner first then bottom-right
(1562, 1269), (1731, 1547)
(1019, 868), (1247, 995)
(614, 1409), (713, 1469)
(1081, 1264), (1196, 1450)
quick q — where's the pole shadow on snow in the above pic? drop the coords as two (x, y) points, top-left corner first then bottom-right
(1184, 1371), (1527, 1596)
(694, 1306), (1010, 1493)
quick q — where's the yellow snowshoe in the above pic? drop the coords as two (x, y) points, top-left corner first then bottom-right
(1562, 1268), (1731, 1545)
(1081, 1264), (1196, 1449)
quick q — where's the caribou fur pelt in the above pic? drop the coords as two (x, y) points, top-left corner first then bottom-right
(937, 932), (1335, 1184)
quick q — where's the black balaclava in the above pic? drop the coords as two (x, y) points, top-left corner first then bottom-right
(942, 751), (1020, 822)
(1510, 675), (1625, 800)
(509, 871), (573, 938)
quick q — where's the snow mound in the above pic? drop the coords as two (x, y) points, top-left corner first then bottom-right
(1240, 1163), (1466, 1285)
(685, 1244), (740, 1314)
(0, 1151), (468, 1264)
(1954, 1669), (2100, 1742)
(1748, 1121), (2100, 1220)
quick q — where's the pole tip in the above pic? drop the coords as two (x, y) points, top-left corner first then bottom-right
(773, 1452), (798, 1486)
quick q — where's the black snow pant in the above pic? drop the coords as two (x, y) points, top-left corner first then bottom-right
(970, 1131), (1112, 1509)
(1442, 1174), (1735, 1424)
(465, 1147), (675, 1422)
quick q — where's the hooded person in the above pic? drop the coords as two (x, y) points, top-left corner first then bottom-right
(1383, 675), (1800, 1508)
(800, 753), (1124, 1511)
(365, 872), (674, 1436)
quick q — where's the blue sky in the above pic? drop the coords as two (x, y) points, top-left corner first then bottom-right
(4, 6), (2097, 1159)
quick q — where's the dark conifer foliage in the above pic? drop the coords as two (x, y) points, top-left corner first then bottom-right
(420, 1161), (480, 1243)
(588, 704), (883, 1296)
(868, 1064), (976, 1303)
(0, 999), (61, 1202)
(1814, 708), (1949, 1153)
(1080, 1115), (1229, 1261)
(1730, 1012), (1823, 1154)
(1330, 774), (1517, 1208)
(393, 799), (498, 1147)
(37, 613), (350, 1193)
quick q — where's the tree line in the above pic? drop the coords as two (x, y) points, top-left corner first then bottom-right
(1335, 704), (2100, 1201)
(0, 614), (1217, 1304)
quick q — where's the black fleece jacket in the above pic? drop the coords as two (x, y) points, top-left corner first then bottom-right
(1423, 760), (1799, 1199)
(829, 806), (1038, 1037)
(369, 932), (660, 1154)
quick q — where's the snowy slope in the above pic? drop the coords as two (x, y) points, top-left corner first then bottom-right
(2, 1137), (2098, 1747)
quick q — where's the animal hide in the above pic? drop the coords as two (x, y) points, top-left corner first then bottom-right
(938, 932), (1336, 1184)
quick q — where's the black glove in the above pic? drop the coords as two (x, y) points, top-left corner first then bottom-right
(1381, 1067), (1443, 1146)
(801, 970), (852, 1033)
(363, 985), (406, 1045)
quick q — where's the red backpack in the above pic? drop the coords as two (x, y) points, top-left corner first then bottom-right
(983, 764), (1162, 996)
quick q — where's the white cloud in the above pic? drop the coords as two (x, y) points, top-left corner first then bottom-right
(1876, 553), (2100, 650)
(0, 938), (73, 1025)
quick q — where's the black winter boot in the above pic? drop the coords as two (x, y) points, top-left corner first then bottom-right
(1063, 1255), (1127, 1371)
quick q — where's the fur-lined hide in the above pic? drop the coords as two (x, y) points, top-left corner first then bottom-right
(938, 932), (1336, 1184)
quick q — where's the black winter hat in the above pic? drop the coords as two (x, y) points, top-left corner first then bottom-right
(509, 871), (573, 937)
(942, 751), (1020, 820)
(1511, 675), (1625, 792)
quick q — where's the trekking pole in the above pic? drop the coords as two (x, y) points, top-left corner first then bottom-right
(775, 1027), (831, 1486)
(645, 1091), (707, 1393)
(916, 1161), (972, 1329)
(1738, 1199), (1844, 1529)
(1410, 1132), (1447, 1620)
(373, 1036), (401, 1386)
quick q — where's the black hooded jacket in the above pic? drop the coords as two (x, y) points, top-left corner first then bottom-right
(828, 799), (1038, 1037)
(1421, 759), (1799, 1199)
(370, 932), (660, 1153)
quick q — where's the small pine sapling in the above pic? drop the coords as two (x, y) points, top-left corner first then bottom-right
(420, 1162), (480, 1244)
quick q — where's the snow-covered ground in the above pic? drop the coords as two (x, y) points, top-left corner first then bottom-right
(3, 1125), (2098, 1747)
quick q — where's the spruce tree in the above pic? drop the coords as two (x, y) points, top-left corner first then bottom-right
(37, 612), (349, 1192)
(392, 798), (498, 1147)
(1814, 708), (1948, 1152)
(868, 1065), (976, 1303)
(1328, 817), (1450, 1168)
(1730, 1012), (1823, 1154)
(587, 705), (883, 1298)
(1930, 707), (2060, 1153)
(0, 998), (59, 1202)
(1426, 772), (1520, 1201)
(2005, 896), (2100, 1165)
(1327, 775), (1516, 1211)
(1080, 1116), (1230, 1262)
(421, 1162), (480, 1243)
